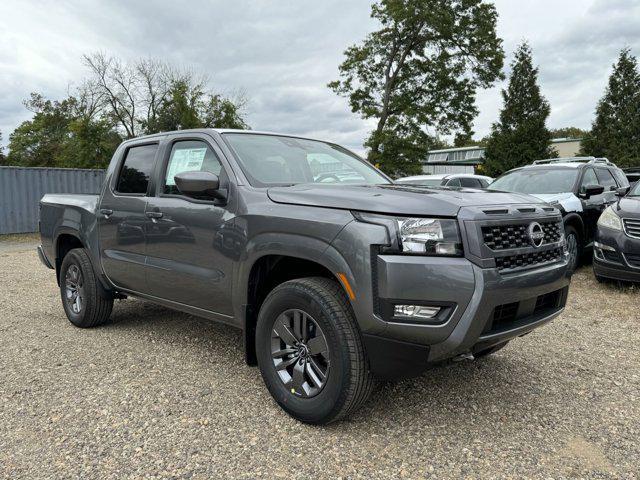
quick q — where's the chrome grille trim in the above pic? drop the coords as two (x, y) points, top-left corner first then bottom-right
(623, 218), (640, 239)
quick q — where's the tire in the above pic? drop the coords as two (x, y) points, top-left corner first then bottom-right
(59, 248), (113, 328)
(256, 277), (375, 424)
(473, 341), (509, 358)
(564, 225), (581, 274)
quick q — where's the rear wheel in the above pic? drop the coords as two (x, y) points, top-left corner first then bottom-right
(564, 225), (581, 274)
(256, 277), (374, 424)
(60, 248), (113, 328)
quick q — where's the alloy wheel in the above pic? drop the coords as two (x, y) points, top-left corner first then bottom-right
(271, 309), (330, 398)
(65, 264), (84, 314)
(566, 233), (578, 270)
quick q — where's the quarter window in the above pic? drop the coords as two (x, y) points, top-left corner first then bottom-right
(116, 144), (158, 194)
(164, 141), (223, 195)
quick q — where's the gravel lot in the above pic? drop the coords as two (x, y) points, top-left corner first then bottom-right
(0, 237), (638, 479)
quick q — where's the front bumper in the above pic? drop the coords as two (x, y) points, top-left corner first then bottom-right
(593, 227), (640, 283)
(361, 254), (570, 379)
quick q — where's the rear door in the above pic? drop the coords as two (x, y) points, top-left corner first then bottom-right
(144, 133), (237, 316)
(98, 142), (159, 291)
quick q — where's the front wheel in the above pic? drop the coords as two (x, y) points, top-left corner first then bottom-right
(59, 248), (113, 328)
(564, 225), (581, 274)
(256, 277), (374, 424)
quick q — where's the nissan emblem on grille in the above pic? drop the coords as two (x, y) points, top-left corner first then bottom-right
(527, 222), (545, 248)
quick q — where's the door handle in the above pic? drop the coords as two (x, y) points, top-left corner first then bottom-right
(146, 211), (164, 219)
(99, 208), (113, 218)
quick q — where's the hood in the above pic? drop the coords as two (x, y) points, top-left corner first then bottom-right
(267, 184), (543, 217)
(613, 196), (640, 216)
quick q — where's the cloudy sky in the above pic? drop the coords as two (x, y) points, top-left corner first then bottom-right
(1, 0), (640, 152)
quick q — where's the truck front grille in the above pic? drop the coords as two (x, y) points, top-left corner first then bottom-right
(495, 247), (564, 272)
(482, 220), (562, 250)
(623, 219), (640, 239)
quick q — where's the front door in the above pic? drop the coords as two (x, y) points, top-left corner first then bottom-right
(98, 142), (159, 291)
(144, 135), (236, 316)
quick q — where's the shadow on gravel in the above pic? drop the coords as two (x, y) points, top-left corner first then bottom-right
(100, 297), (564, 428)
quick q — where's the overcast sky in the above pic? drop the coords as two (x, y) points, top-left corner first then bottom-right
(2, 0), (640, 152)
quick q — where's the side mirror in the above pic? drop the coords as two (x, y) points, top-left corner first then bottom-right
(579, 184), (604, 199)
(615, 186), (630, 197)
(174, 171), (227, 200)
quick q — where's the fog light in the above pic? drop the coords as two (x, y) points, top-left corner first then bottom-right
(393, 305), (441, 320)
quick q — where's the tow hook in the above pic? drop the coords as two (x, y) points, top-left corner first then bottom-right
(452, 352), (475, 362)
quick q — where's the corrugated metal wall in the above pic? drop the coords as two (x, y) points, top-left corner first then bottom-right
(421, 164), (475, 175)
(0, 166), (105, 234)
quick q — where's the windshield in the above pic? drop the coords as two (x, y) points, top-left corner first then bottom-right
(396, 178), (442, 187)
(223, 133), (391, 187)
(489, 168), (579, 194)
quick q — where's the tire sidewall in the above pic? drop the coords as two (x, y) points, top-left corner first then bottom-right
(256, 283), (350, 424)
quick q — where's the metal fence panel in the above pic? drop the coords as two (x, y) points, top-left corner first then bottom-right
(0, 166), (105, 235)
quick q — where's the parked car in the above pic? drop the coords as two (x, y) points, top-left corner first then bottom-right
(395, 173), (493, 188)
(37, 129), (571, 424)
(623, 167), (640, 188)
(488, 157), (630, 272)
(593, 180), (640, 283)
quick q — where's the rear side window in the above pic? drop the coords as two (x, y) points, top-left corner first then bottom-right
(460, 177), (482, 188)
(595, 168), (617, 191)
(164, 140), (223, 195)
(116, 144), (158, 194)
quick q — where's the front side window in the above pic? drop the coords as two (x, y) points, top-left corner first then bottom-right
(446, 178), (462, 187)
(595, 168), (617, 191)
(223, 133), (390, 187)
(580, 168), (598, 192)
(116, 144), (158, 194)
(489, 168), (579, 195)
(164, 140), (223, 195)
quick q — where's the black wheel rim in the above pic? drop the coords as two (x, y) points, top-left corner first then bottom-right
(566, 233), (578, 269)
(271, 309), (330, 398)
(65, 264), (84, 314)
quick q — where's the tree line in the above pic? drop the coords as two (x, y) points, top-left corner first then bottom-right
(0, 53), (249, 169)
(2, 1), (640, 176)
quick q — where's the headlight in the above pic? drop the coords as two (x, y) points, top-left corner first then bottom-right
(597, 206), (622, 231)
(354, 213), (462, 256)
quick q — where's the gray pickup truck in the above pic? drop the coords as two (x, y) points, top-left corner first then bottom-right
(38, 129), (571, 424)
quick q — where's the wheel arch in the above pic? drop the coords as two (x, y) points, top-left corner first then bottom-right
(238, 243), (356, 366)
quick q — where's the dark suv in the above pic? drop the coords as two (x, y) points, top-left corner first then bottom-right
(489, 157), (630, 271)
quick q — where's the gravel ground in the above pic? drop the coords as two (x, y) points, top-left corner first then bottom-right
(0, 239), (638, 479)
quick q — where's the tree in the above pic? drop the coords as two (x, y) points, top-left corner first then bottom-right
(329, 0), (504, 176)
(483, 42), (555, 176)
(0, 130), (5, 164)
(7, 92), (121, 168)
(83, 53), (249, 138)
(580, 48), (640, 168)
